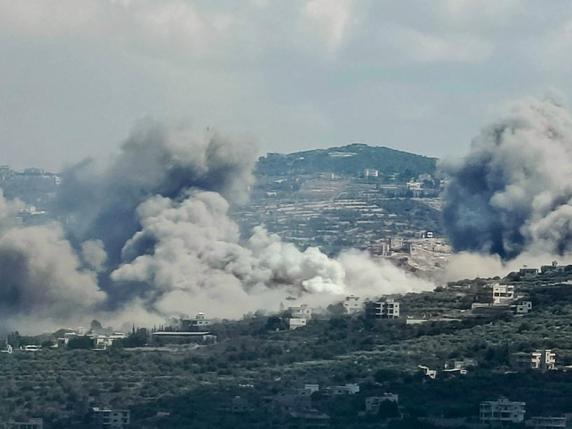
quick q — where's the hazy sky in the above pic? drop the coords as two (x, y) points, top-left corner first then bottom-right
(1, 0), (572, 171)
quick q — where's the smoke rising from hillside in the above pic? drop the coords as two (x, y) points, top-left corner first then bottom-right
(443, 96), (572, 260)
(0, 121), (432, 332)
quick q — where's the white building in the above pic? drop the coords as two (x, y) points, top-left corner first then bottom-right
(366, 299), (400, 319)
(480, 398), (526, 424)
(181, 312), (211, 331)
(289, 305), (312, 319)
(418, 365), (437, 379)
(288, 318), (308, 330)
(364, 168), (379, 177)
(342, 295), (362, 314)
(492, 284), (515, 305)
(531, 350), (556, 371)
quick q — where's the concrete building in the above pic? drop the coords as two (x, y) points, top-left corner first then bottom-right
(180, 312), (211, 331)
(480, 398), (526, 424)
(514, 301), (533, 315)
(418, 365), (437, 379)
(519, 267), (539, 278)
(492, 284), (515, 305)
(365, 299), (400, 319)
(342, 295), (362, 314)
(512, 350), (556, 371)
(288, 318), (308, 330)
(4, 418), (43, 429)
(540, 261), (566, 275)
(151, 331), (217, 345)
(90, 407), (130, 429)
(289, 305), (312, 319)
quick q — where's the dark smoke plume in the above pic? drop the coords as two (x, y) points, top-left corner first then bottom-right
(443, 96), (572, 259)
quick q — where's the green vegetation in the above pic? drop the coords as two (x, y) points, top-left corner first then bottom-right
(2, 276), (572, 427)
(256, 143), (437, 177)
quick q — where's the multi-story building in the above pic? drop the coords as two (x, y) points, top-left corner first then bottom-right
(492, 284), (515, 305)
(288, 318), (308, 330)
(181, 312), (211, 331)
(289, 305), (312, 319)
(512, 350), (556, 371)
(365, 299), (400, 319)
(480, 398), (526, 424)
(342, 295), (362, 314)
(90, 407), (130, 429)
(514, 301), (533, 314)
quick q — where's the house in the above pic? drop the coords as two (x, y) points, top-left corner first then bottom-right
(540, 261), (566, 275)
(444, 358), (477, 371)
(514, 301), (533, 315)
(92, 333), (127, 350)
(90, 407), (130, 429)
(180, 312), (211, 331)
(512, 350), (556, 372)
(365, 299), (400, 319)
(418, 365), (437, 379)
(519, 267), (539, 278)
(287, 304), (312, 330)
(288, 318), (307, 330)
(342, 295), (362, 314)
(528, 416), (568, 428)
(480, 398), (526, 424)
(365, 393), (399, 414)
(492, 284), (515, 305)
(289, 305), (312, 319)
(4, 418), (44, 429)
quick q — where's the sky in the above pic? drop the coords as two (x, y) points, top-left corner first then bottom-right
(1, 0), (572, 171)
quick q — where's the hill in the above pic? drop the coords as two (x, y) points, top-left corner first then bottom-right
(256, 143), (438, 178)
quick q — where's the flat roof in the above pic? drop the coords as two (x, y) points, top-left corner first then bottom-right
(152, 331), (212, 336)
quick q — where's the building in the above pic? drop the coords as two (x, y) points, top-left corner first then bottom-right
(151, 331), (217, 345)
(519, 267), (539, 278)
(480, 398), (526, 424)
(322, 383), (360, 396)
(528, 416), (568, 428)
(289, 305), (312, 319)
(92, 333), (127, 350)
(342, 295), (362, 314)
(492, 284), (515, 305)
(444, 358), (477, 371)
(288, 318), (308, 330)
(365, 299), (400, 319)
(4, 418), (44, 429)
(512, 350), (556, 371)
(90, 407), (130, 429)
(180, 312), (211, 331)
(418, 365), (437, 379)
(514, 301), (533, 315)
(531, 350), (556, 371)
(540, 261), (566, 275)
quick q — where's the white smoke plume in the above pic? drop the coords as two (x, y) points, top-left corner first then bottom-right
(0, 121), (434, 333)
(111, 190), (433, 319)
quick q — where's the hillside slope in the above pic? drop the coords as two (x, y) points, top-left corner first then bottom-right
(256, 143), (437, 177)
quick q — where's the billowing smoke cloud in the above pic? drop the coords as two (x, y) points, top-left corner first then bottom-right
(0, 223), (105, 332)
(443, 96), (572, 260)
(0, 121), (433, 332)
